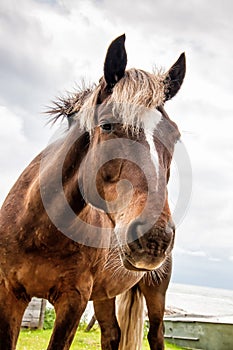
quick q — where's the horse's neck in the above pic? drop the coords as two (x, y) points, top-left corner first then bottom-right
(1, 127), (89, 241)
(42, 128), (90, 215)
(39, 128), (114, 248)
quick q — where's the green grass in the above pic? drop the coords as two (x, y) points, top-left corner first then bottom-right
(17, 328), (184, 350)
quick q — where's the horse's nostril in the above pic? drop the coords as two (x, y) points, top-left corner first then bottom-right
(127, 219), (144, 243)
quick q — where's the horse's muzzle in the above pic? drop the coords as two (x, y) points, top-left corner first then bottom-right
(122, 219), (175, 271)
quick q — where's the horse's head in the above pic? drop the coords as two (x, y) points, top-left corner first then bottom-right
(79, 35), (185, 271)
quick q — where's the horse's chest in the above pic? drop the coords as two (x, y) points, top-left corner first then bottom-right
(90, 268), (144, 299)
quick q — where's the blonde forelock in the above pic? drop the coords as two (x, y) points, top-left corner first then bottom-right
(77, 68), (166, 131)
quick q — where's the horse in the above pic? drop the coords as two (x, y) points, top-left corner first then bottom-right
(0, 34), (185, 350)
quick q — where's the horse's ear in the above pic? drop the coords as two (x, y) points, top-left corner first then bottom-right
(164, 52), (186, 101)
(104, 34), (127, 88)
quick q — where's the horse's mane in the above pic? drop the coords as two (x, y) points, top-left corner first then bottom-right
(47, 68), (166, 131)
(46, 86), (94, 125)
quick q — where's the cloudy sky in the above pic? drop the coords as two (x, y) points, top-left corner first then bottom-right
(0, 0), (232, 289)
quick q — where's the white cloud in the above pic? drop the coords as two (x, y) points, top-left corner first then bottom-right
(175, 247), (207, 257)
(0, 106), (28, 201)
(209, 257), (221, 262)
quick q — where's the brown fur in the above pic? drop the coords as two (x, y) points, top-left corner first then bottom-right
(0, 35), (185, 349)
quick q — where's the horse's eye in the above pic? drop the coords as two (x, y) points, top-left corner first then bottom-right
(100, 123), (113, 132)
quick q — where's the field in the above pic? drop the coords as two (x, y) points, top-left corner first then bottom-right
(17, 327), (184, 350)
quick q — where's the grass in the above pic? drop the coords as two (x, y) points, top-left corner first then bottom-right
(17, 327), (184, 350)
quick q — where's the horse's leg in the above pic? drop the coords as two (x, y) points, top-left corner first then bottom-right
(139, 275), (170, 350)
(47, 290), (90, 350)
(94, 298), (121, 350)
(0, 283), (28, 350)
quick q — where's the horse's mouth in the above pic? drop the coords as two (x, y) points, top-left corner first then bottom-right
(121, 250), (166, 272)
(123, 258), (151, 272)
(122, 256), (154, 272)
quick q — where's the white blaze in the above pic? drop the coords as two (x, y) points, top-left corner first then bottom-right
(143, 109), (162, 178)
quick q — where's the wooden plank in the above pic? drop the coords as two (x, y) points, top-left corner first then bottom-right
(22, 298), (46, 329)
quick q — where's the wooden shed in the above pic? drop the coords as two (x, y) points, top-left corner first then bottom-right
(21, 298), (46, 329)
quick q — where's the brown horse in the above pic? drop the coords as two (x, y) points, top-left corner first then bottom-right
(0, 34), (185, 350)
